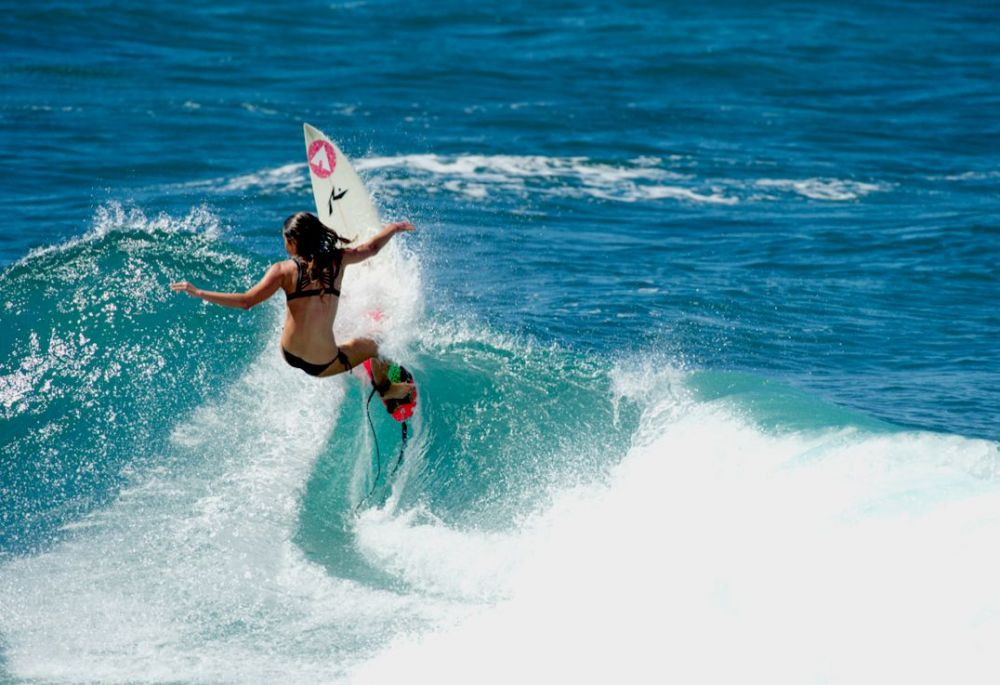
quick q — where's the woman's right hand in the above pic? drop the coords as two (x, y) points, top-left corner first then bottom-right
(387, 221), (415, 233)
(170, 281), (200, 297)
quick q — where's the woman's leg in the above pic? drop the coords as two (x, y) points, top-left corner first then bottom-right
(317, 337), (378, 377)
(318, 338), (414, 400)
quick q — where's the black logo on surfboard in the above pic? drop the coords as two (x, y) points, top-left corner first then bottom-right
(328, 186), (348, 214)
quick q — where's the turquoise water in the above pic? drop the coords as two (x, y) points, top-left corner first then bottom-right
(1, 1), (999, 682)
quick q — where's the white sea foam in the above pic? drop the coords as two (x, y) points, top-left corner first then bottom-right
(0, 331), (54, 415)
(11, 202), (229, 267)
(176, 154), (885, 207)
(356, 155), (888, 204)
(240, 102), (278, 115)
(16, 202), (229, 312)
(755, 177), (887, 200)
(92, 201), (225, 238)
(354, 505), (522, 602)
(4, 337), (998, 683)
(175, 162), (308, 196)
(608, 183), (739, 204)
(352, 364), (1000, 685)
(355, 153), (728, 204)
(218, 162), (306, 194)
(936, 170), (1000, 181)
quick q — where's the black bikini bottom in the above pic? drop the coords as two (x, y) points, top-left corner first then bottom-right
(282, 347), (352, 377)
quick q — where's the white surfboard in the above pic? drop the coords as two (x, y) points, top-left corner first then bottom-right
(303, 123), (381, 241)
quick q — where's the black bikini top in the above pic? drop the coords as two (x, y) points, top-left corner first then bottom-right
(286, 253), (342, 301)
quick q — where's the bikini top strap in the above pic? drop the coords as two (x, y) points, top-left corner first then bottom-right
(289, 253), (343, 298)
(294, 256), (310, 292)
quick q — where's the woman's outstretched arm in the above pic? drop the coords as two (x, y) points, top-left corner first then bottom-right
(342, 221), (415, 265)
(171, 263), (284, 310)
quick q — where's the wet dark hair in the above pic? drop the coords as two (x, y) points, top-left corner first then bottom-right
(282, 212), (353, 293)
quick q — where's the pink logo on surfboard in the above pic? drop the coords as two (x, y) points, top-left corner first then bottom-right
(308, 140), (336, 178)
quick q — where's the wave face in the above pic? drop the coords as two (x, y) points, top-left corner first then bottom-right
(1, 203), (998, 684)
(0, 202), (639, 682)
(0, 205), (261, 552)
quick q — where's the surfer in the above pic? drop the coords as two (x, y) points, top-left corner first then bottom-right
(170, 211), (415, 402)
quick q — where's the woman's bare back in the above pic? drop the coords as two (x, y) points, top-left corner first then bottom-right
(279, 257), (345, 362)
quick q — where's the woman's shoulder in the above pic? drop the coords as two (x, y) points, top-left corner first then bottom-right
(269, 258), (299, 288)
(273, 257), (298, 273)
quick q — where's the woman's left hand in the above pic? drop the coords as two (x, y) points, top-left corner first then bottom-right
(170, 281), (200, 297)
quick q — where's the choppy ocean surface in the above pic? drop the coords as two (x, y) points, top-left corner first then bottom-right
(1, 1), (998, 682)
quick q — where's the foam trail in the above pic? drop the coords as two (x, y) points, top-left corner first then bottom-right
(352, 364), (1000, 684)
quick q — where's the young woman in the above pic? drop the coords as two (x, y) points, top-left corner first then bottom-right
(170, 211), (415, 401)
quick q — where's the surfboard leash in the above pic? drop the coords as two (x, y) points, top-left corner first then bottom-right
(356, 388), (409, 513)
(392, 422), (408, 477)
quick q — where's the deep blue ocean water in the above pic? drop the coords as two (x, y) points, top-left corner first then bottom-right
(1, 1), (998, 682)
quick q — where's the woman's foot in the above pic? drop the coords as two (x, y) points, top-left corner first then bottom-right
(369, 358), (415, 401)
(383, 381), (415, 401)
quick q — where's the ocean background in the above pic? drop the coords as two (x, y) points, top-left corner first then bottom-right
(1, 0), (998, 682)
